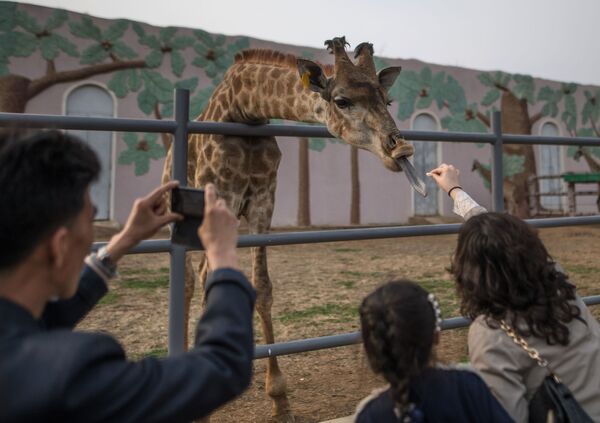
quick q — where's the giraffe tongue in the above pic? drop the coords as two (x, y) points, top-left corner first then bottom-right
(395, 157), (428, 197)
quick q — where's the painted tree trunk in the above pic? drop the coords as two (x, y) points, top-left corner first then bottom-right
(0, 75), (31, 113)
(297, 137), (311, 226)
(500, 91), (537, 218)
(350, 145), (360, 224)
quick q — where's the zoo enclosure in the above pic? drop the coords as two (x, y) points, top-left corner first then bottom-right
(2, 88), (600, 358)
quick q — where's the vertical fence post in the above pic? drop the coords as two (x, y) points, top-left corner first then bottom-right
(492, 111), (504, 212)
(168, 89), (189, 355)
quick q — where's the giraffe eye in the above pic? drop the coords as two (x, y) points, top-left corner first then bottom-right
(333, 97), (352, 109)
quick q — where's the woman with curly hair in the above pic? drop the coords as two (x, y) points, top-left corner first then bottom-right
(355, 280), (512, 422)
(428, 164), (600, 422)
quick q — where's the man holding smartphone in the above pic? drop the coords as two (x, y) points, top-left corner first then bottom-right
(0, 131), (255, 422)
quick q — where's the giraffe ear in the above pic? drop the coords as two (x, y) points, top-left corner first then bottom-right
(378, 66), (401, 92)
(297, 59), (329, 98)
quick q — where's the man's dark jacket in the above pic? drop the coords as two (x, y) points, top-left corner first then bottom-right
(0, 265), (256, 422)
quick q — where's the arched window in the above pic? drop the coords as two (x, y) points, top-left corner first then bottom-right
(538, 122), (562, 210)
(66, 84), (114, 220)
(411, 113), (439, 215)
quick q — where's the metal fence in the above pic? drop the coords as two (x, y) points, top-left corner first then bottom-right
(2, 88), (600, 359)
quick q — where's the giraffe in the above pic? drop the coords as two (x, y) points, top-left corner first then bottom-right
(162, 37), (414, 422)
(573, 146), (600, 212)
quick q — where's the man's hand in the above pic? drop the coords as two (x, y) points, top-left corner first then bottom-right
(427, 163), (463, 198)
(107, 181), (183, 262)
(198, 184), (239, 271)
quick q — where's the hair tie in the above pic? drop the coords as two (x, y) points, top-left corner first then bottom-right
(427, 293), (442, 332)
(447, 186), (462, 197)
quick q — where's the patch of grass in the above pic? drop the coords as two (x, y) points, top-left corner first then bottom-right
(337, 280), (356, 289)
(120, 267), (169, 276)
(418, 278), (454, 292)
(564, 264), (599, 276)
(123, 275), (169, 289)
(279, 303), (358, 323)
(132, 347), (168, 360)
(332, 248), (362, 253)
(98, 291), (120, 305)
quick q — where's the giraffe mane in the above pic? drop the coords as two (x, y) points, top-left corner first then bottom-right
(235, 49), (334, 76)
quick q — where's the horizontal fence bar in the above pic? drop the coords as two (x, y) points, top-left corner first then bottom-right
(254, 295), (600, 359)
(0, 113), (177, 133)
(91, 215), (600, 253)
(3, 112), (599, 146)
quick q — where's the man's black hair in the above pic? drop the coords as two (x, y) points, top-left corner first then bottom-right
(0, 131), (100, 270)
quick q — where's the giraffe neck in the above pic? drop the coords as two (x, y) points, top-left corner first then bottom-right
(200, 63), (329, 125)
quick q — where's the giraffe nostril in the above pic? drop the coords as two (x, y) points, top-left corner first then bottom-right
(387, 137), (397, 149)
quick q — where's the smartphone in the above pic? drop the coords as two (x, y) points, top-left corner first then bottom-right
(171, 186), (205, 249)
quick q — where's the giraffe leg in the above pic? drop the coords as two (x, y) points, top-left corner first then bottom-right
(252, 245), (294, 423)
(245, 186), (294, 423)
(183, 253), (197, 350)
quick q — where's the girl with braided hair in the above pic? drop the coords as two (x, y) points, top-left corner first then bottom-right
(355, 280), (512, 422)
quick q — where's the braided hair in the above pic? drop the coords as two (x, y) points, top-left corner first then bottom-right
(359, 280), (437, 422)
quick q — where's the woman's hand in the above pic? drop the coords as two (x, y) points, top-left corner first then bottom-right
(427, 163), (463, 198)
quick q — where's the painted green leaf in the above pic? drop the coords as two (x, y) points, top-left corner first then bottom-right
(111, 41), (137, 59)
(204, 63), (219, 79)
(159, 27), (177, 43)
(443, 75), (467, 114)
(373, 56), (389, 72)
(69, 16), (102, 41)
(139, 34), (161, 50)
(160, 101), (174, 118)
(137, 89), (157, 115)
(478, 73), (495, 87)
(233, 37), (250, 50)
(190, 85), (214, 118)
(481, 89), (500, 106)
(309, 138), (326, 152)
(170, 50), (185, 76)
(122, 132), (138, 148)
(0, 2), (18, 31)
(503, 153), (526, 177)
(54, 34), (79, 57)
(192, 55), (209, 68)
(564, 94), (577, 118)
(194, 29), (213, 46)
(562, 83), (577, 95)
(118, 132), (165, 176)
(104, 19), (129, 42)
(80, 44), (109, 64)
(45, 9), (68, 31)
(396, 90), (418, 121)
(40, 35), (59, 60)
(174, 77), (198, 92)
(419, 67), (432, 86)
(144, 50), (163, 68)
(575, 128), (595, 138)
(128, 69), (141, 92)
(430, 71), (447, 108)
(582, 101), (592, 124)
(416, 95), (432, 109)
(141, 70), (173, 102)
(131, 22), (145, 38)
(170, 35), (195, 50)
(537, 86), (556, 102)
(214, 34), (226, 46)
(12, 32), (38, 57)
(16, 10), (42, 33)
(512, 74), (535, 103)
(108, 71), (129, 98)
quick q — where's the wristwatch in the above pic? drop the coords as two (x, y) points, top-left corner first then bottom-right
(95, 246), (118, 279)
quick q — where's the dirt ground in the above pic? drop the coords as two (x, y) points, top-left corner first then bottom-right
(80, 224), (600, 422)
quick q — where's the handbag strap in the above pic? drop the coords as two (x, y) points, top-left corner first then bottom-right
(499, 320), (561, 383)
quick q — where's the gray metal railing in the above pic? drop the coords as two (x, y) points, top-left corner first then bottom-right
(3, 88), (600, 358)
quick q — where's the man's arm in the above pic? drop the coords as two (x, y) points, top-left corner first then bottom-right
(61, 268), (255, 423)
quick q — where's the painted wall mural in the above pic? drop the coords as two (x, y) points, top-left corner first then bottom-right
(2, 1), (600, 225)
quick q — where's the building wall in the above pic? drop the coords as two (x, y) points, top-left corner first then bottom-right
(2, 3), (599, 226)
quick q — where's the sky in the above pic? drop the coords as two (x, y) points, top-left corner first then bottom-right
(24, 0), (600, 87)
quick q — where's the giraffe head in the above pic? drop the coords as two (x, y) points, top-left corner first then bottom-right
(297, 37), (413, 172)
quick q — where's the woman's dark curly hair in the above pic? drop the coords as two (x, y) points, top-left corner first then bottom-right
(360, 280), (436, 421)
(450, 212), (582, 345)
